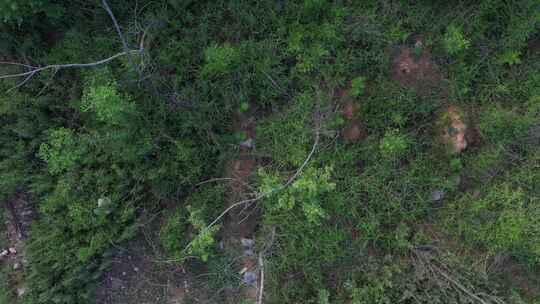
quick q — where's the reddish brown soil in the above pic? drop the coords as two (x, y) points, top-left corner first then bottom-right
(339, 96), (367, 143)
(392, 38), (444, 95)
(342, 101), (356, 120)
(498, 259), (540, 299)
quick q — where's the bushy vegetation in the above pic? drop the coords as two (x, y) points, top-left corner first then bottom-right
(0, 0), (539, 303)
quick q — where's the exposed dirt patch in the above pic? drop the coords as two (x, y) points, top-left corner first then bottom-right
(438, 105), (468, 154)
(1, 191), (35, 300)
(94, 226), (204, 304)
(392, 38), (445, 95)
(342, 119), (367, 142)
(495, 257), (540, 300)
(339, 91), (368, 143)
(221, 110), (261, 303)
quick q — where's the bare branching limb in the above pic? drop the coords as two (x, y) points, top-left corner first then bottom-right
(257, 254), (265, 304)
(101, 0), (142, 79)
(0, 1), (144, 91)
(257, 226), (276, 304)
(0, 50), (143, 90)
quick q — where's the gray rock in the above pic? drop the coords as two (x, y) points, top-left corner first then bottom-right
(16, 287), (26, 297)
(8, 247), (17, 254)
(13, 262), (21, 270)
(243, 271), (257, 286)
(431, 190), (445, 202)
(239, 138), (254, 149)
(241, 238), (254, 249)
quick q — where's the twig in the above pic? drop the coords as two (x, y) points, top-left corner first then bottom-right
(412, 249), (503, 304)
(0, 61), (37, 69)
(257, 254), (265, 304)
(0, 50), (142, 81)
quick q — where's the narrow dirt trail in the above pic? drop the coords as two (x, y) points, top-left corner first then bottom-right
(1, 191), (35, 299)
(222, 109), (261, 303)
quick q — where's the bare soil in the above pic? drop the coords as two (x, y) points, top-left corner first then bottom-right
(221, 109), (261, 303)
(439, 105), (468, 154)
(392, 38), (445, 95)
(1, 191), (35, 300)
(338, 89), (368, 143)
(94, 222), (205, 304)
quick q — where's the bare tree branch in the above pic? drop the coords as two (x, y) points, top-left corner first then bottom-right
(0, 50), (143, 89)
(101, 0), (142, 78)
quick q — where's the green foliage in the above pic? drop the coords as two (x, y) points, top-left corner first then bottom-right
(443, 25), (470, 56)
(202, 43), (240, 77)
(38, 128), (83, 175)
(260, 166), (335, 226)
(379, 129), (410, 160)
(81, 70), (135, 125)
(0, 1), (540, 303)
(478, 105), (535, 144)
(349, 76), (367, 98)
(0, 0), (63, 24)
(257, 91), (317, 167)
(446, 182), (540, 263)
(160, 185), (225, 262)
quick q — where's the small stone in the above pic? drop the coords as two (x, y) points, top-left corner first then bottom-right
(13, 262), (21, 270)
(8, 247), (17, 254)
(97, 197), (111, 208)
(133, 267), (139, 272)
(16, 287), (26, 297)
(431, 190), (445, 202)
(0, 250), (8, 257)
(241, 238), (254, 249)
(122, 272), (127, 276)
(239, 138), (254, 149)
(243, 271), (257, 286)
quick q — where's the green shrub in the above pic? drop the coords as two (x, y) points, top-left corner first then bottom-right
(379, 129), (410, 160)
(0, 0), (63, 24)
(38, 128), (84, 175)
(260, 166), (335, 226)
(202, 43), (240, 77)
(81, 70), (136, 125)
(349, 76), (367, 98)
(478, 105), (534, 144)
(443, 25), (470, 56)
(160, 185), (225, 262)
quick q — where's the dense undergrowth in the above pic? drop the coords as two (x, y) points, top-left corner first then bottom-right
(0, 0), (539, 303)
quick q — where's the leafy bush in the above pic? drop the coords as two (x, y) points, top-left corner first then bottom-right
(81, 71), (135, 125)
(202, 43), (240, 77)
(478, 105), (535, 144)
(38, 128), (83, 175)
(379, 129), (410, 160)
(443, 25), (470, 56)
(260, 166), (335, 226)
(0, 0), (63, 24)
(160, 185), (225, 262)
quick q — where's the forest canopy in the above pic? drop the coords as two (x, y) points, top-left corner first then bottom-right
(0, 0), (539, 303)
